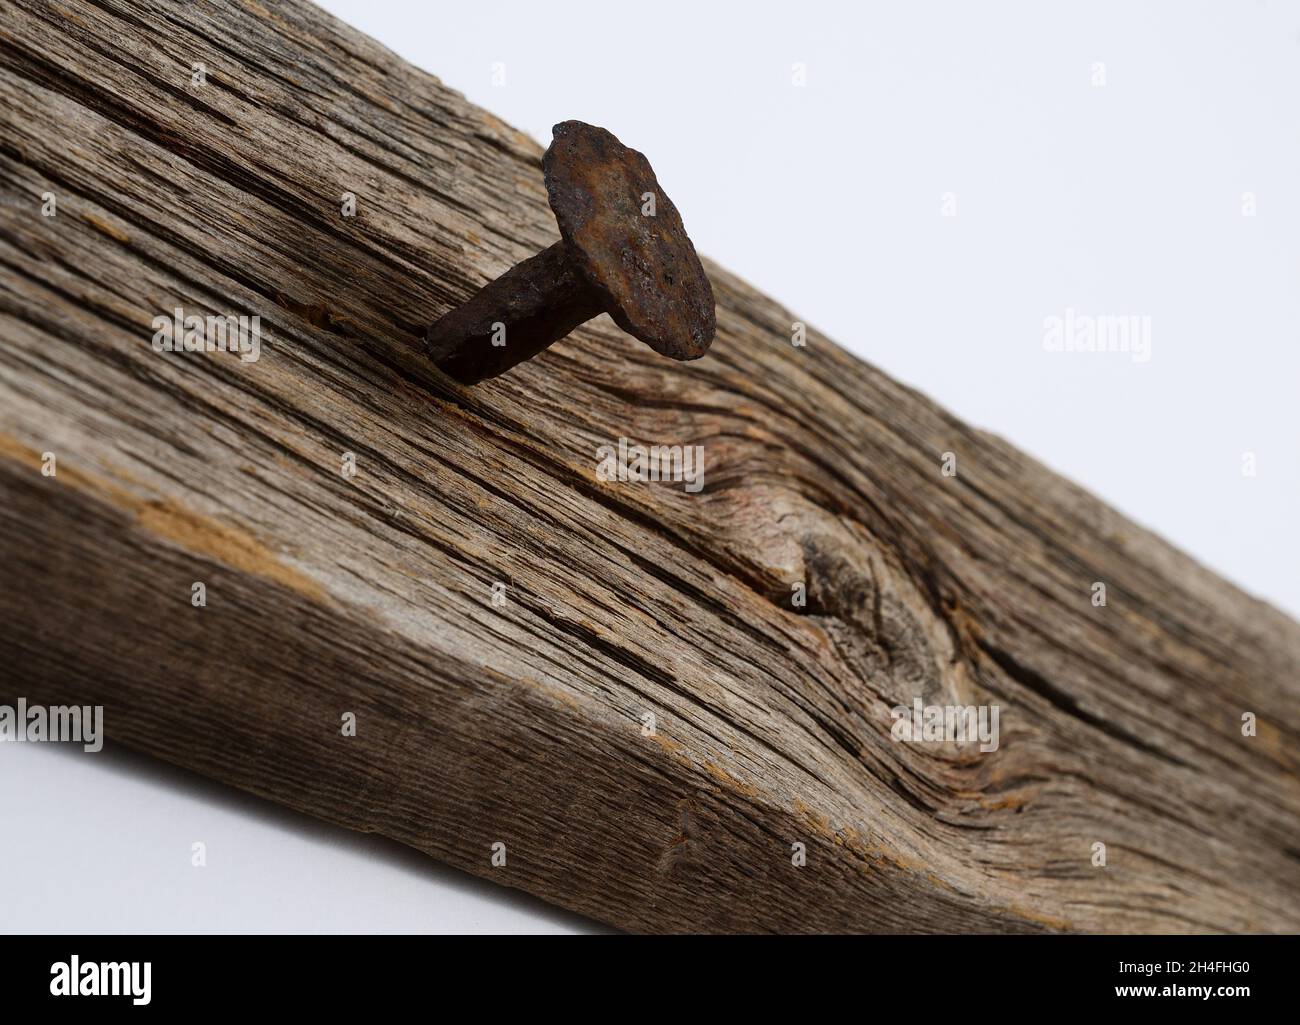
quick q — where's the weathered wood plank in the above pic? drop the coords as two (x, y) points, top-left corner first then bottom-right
(1, 0), (1297, 932)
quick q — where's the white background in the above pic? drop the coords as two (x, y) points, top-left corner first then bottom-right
(5, 0), (1297, 933)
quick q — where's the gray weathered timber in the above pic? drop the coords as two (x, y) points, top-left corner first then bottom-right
(0, 0), (1297, 933)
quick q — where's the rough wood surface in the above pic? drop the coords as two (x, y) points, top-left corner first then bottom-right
(2, 0), (1297, 933)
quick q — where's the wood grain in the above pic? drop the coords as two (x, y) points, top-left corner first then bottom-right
(1, 0), (1297, 933)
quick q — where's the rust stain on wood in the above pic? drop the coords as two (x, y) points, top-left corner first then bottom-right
(81, 211), (130, 243)
(0, 434), (327, 605)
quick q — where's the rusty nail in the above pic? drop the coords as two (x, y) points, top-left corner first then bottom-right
(426, 120), (716, 385)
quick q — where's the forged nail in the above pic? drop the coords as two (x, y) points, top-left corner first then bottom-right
(426, 120), (716, 385)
